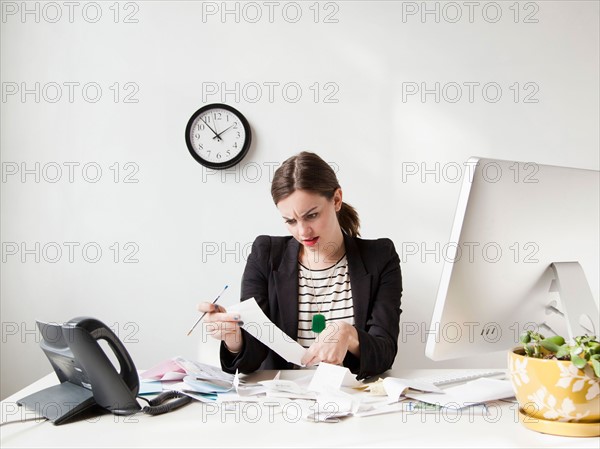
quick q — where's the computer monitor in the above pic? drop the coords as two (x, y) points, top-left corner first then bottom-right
(426, 157), (599, 361)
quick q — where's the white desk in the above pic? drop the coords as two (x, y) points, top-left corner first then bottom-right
(1, 369), (597, 448)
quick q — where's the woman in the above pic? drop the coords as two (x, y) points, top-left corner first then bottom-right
(198, 152), (402, 380)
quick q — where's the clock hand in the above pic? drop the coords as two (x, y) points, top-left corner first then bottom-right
(212, 112), (220, 138)
(212, 124), (235, 140)
(200, 117), (222, 141)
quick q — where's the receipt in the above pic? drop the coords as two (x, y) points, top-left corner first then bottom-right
(405, 378), (515, 407)
(228, 298), (307, 366)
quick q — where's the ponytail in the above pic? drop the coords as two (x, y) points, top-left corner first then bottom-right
(338, 202), (360, 237)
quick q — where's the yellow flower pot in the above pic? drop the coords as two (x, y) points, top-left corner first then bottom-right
(508, 348), (600, 437)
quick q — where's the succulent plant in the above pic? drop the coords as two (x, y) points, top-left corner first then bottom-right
(519, 331), (600, 377)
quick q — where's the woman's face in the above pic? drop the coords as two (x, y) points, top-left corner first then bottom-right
(276, 189), (343, 257)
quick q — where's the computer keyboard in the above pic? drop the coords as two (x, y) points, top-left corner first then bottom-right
(412, 369), (507, 387)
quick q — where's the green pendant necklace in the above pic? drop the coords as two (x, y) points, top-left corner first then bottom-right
(306, 254), (342, 334)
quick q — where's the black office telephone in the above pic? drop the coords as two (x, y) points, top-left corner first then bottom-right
(18, 317), (193, 424)
(18, 317), (142, 424)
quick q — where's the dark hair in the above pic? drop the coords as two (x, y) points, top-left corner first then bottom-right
(271, 151), (360, 237)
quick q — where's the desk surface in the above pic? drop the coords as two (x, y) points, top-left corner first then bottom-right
(1, 369), (598, 448)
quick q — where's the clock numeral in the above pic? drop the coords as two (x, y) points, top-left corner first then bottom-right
(233, 142), (238, 149)
(197, 123), (205, 131)
(214, 112), (222, 120)
(237, 132), (241, 138)
(216, 153), (222, 159)
(197, 143), (203, 150)
(226, 150), (231, 157)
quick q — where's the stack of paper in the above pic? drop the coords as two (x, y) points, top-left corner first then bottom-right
(353, 375), (515, 418)
(404, 377), (515, 408)
(140, 357), (236, 401)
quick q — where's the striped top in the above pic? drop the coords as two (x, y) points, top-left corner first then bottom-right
(297, 254), (355, 349)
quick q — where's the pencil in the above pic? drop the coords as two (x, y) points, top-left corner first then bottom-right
(186, 285), (228, 336)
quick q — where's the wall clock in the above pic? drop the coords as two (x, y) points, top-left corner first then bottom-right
(185, 103), (252, 169)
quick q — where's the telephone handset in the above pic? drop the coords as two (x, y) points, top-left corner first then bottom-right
(18, 317), (141, 424)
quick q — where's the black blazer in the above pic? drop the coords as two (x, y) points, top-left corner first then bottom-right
(220, 233), (403, 380)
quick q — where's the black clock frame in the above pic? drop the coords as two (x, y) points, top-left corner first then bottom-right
(185, 103), (252, 170)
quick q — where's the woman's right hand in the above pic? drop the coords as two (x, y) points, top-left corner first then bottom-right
(196, 302), (244, 353)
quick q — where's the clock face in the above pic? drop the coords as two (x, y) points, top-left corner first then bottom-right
(185, 103), (252, 169)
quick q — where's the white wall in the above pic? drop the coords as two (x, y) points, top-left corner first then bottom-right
(1, 1), (598, 399)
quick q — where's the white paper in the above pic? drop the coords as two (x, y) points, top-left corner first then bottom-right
(217, 393), (256, 403)
(306, 363), (363, 393)
(260, 379), (307, 395)
(403, 400), (490, 415)
(168, 383), (218, 402)
(266, 390), (318, 400)
(228, 298), (307, 366)
(308, 363), (347, 392)
(405, 378), (515, 407)
(354, 401), (406, 418)
(307, 389), (360, 423)
(355, 400), (490, 417)
(382, 377), (443, 403)
(304, 365), (364, 423)
(174, 356), (234, 383)
(233, 370), (240, 392)
(342, 371), (363, 389)
(255, 372), (313, 399)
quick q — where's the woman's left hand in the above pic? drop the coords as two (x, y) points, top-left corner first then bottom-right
(301, 322), (360, 367)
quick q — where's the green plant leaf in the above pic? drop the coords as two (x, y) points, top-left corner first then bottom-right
(541, 339), (560, 353)
(524, 344), (534, 357)
(591, 354), (600, 361)
(546, 335), (565, 346)
(592, 358), (600, 378)
(571, 354), (587, 369)
(519, 332), (531, 344)
(571, 346), (584, 356)
(556, 344), (570, 359)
